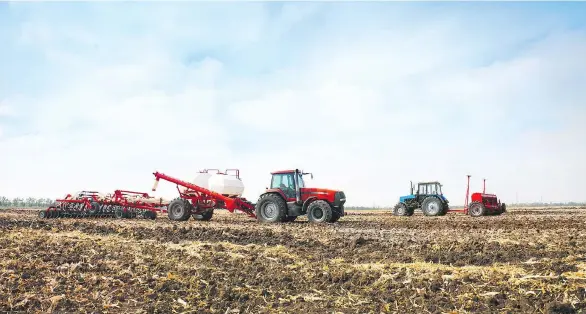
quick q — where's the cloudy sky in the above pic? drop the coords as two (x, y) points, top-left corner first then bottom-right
(1, 2), (585, 206)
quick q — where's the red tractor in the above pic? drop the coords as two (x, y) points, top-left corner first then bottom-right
(464, 175), (506, 217)
(255, 169), (346, 223)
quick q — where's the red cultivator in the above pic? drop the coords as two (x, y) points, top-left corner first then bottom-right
(38, 190), (168, 219)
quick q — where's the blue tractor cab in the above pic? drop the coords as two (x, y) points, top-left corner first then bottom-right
(394, 181), (449, 216)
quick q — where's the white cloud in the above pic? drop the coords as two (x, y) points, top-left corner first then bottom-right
(1, 3), (585, 206)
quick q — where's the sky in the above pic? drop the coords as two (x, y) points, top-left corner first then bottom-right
(1, 2), (585, 206)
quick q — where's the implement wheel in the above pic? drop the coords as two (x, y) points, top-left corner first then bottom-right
(469, 202), (486, 217)
(193, 209), (213, 221)
(114, 208), (128, 219)
(168, 199), (191, 221)
(255, 193), (287, 223)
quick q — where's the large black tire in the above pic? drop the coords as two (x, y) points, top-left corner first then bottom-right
(193, 209), (214, 221)
(38, 210), (47, 219)
(255, 194), (287, 223)
(469, 202), (486, 217)
(330, 212), (341, 223)
(307, 200), (333, 223)
(167, 199), (192, 221)
(393, 202), (413, 216)
(421, 197), (443, 216)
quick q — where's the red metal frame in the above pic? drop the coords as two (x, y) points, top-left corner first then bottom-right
(463, 176), (504, 214)
(43, 189), (169, 218)
(152, 171), (256, 218)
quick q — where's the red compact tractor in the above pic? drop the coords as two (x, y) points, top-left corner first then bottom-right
(152, 169), (346, 223)
(463, 175), (506, 217)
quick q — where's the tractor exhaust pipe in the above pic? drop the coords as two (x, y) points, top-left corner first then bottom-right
(483, 178), (486, 194)
(294, 169), (302, 204)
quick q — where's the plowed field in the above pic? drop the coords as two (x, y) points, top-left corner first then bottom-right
(1, 208), (585, 313)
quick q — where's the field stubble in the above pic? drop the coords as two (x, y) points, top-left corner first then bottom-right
(1, 208), (585, 313)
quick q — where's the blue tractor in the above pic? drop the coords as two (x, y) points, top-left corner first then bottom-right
(393, 181), (449, 216)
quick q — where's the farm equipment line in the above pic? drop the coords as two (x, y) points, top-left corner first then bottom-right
(36, 167), (507, 223)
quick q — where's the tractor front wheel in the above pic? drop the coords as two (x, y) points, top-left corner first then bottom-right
(255, 194), (287, 223)
(393, 203), (413, 216)
(422, 197), (443, 216)
(469, 202), (486, 217)
(307, 200), (333, 223)
(168, 199), (192, 221)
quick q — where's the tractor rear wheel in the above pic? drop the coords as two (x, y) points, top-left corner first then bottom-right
(168, 199), (192, 221)
(193, 209), (214, 221)
(255, 194), (287, 223)
(469, 202), (486, 217)
(421, 197), (443, 216)
(393, 203), (413, 216)
(307, 200), (333, 223)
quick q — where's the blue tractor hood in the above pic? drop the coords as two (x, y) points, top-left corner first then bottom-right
(399, 195), (416, 202)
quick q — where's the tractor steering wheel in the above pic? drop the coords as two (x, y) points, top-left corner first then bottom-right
(280, 184), (294, 198)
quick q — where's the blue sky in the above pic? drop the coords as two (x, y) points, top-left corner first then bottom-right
(1, 2), (585, 205)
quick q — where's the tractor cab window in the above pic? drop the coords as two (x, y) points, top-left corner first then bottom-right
(419, 185), (426, 195)
(271, 173), (296, 199)
(428, 185), (435, 194)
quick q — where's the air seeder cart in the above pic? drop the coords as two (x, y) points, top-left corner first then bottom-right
(152, 168), (347, 223)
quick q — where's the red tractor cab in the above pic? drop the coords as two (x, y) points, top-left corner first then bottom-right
(465, 176), (506, 217)
(255, 169), (346, 223)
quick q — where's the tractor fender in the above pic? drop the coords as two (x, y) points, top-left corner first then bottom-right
(302, 196), (318, 214)
(260, 189), (289, 202)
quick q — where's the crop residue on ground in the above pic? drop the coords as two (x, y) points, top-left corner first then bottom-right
(1, 208), (585, 313)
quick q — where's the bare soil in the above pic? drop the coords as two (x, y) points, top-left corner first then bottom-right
(1, 208), (585, 313)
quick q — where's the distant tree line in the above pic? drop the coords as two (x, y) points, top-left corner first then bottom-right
(0, 196), (55, 208)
